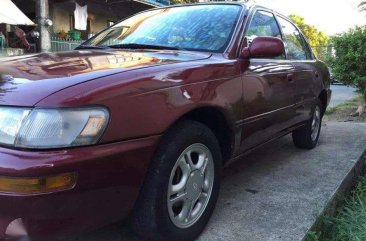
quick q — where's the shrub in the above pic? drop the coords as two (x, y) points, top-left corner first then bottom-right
(329, 27), (366, 115)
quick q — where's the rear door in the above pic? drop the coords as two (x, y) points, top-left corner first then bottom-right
(239, 9), (297, 152)
(276, 16), (317, 123)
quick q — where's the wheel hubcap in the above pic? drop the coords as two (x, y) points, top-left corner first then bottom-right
(311, 106), (321, 141)
(167, 143), (214, 229)
(186, 170), (204, 201)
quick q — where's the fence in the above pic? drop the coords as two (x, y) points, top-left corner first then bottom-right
(1, 37), (336, 60)
(48, 40), (335, 61)
(51, 37), (84, 52)
(0, 36), (25, 57)
(0, 48), (25, 57)
(0, 37), (83, 56)
(0, 34), (5, 56)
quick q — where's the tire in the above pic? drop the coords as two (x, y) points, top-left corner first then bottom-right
(292, 99), (323, 149)
(131, 120), (222, 241)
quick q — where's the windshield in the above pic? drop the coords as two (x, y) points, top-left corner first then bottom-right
(81, 4), (242, 52)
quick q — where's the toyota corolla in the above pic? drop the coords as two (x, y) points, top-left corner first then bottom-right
(0, 3), (331, 241)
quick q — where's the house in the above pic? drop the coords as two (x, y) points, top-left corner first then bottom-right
(1, 0), (169, 54)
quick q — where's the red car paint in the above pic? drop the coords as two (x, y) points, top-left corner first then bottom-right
(0, 3), (331, 240)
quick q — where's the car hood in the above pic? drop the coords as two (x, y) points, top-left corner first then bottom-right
(0, 49), (211, 106)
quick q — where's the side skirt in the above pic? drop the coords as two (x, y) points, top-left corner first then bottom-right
(225, 122), (306, 166)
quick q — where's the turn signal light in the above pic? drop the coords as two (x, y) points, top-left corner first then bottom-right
(0, 173), (76, 194)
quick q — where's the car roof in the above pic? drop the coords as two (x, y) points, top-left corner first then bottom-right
(147, 2), (246, 11)
(152, 2), (285, 17)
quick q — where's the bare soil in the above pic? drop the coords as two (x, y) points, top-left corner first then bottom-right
(324, 96), (366, 123)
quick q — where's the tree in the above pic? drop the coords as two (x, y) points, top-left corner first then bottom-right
(289, 15), (329, 60)
(359, 1), (366, 11)
(329, 27), (366, 116)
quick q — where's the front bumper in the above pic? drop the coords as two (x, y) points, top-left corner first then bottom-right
(0, 136), (160, 240)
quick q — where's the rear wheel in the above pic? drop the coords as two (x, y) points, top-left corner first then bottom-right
(292, 100), (323, 149)
(132, 121), (222, 241)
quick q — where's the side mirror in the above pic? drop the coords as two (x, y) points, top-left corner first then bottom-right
(240, 37), (285, 59)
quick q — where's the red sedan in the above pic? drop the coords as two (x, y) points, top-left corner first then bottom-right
(0, 3), (331, 241)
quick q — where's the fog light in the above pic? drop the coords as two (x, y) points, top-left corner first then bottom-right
(0, 173), (76, 194)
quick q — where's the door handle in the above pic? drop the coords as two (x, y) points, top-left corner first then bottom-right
(287, 74), (294, 82)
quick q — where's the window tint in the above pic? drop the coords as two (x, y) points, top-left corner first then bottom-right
(247, 11), (282, 39)
(277, 17), (308, 60)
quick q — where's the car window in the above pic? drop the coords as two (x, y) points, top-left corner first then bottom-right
(245, 10), (285, 59)
(299, 34), (313, 59)
(82, 5), (242, 53)
(246, 11), (282, 39)
(277, 17), (309, 60)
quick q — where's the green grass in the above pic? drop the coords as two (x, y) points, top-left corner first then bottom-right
(325, 95), (363, 115)
(306, 174), (366, 241)
(306, 231), (321, 241)
(330, 178), (366, 241)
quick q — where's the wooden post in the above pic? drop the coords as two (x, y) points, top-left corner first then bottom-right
(36, 0), (51, 52)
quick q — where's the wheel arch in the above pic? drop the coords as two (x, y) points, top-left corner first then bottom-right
(318, 89), (328, 115)
(167, 106), (236, 164)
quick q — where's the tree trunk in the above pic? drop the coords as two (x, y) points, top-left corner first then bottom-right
(352, 96), (366, 117)
(354, 104), (365, 117)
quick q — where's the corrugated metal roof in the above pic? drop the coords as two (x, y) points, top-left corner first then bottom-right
(0, 0), (35, 25)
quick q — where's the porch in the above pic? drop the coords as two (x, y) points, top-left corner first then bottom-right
(0, 0), (169, 55)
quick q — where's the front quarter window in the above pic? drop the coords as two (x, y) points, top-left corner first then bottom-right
(83, 5), (242, 52)
(246, 10), (282, 39)
(245, 10), (284, 59)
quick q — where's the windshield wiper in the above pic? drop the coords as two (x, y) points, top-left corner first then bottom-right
(75, 45), (110, 50)
(108, 43), (183, 51)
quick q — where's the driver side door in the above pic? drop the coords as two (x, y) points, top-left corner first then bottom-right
(239, 9), (297, 152)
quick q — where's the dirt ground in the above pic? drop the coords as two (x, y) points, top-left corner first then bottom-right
(324, 96), (366, 123)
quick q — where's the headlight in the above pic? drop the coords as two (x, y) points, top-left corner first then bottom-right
(0, 108), (30, 145)
(0, 107), (109, 149)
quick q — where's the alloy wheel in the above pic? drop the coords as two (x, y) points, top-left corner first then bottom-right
(311, 106), (321, 141)
(167, 143), (214, 229)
